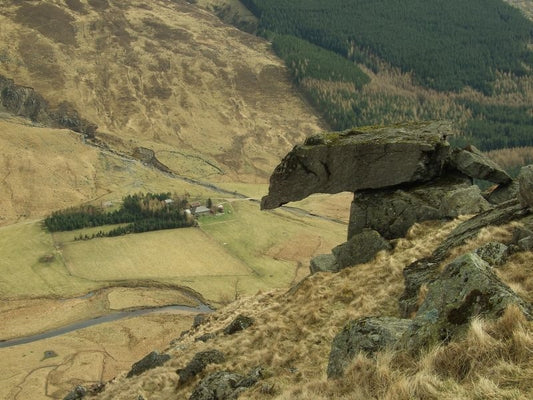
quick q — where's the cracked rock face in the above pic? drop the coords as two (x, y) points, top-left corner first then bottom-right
(261, 122), (451, 209)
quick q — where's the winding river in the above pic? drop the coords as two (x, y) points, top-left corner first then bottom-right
(0, 303), (212, 349)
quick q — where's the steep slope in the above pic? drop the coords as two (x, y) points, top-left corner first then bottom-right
(0, 0), (325, 185)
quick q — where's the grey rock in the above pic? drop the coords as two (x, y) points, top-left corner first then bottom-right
(518, 165), (533, 208)
(327, 317), (410, 379)
(518, 236), (533, 252)
(439, 185), (492, 218)
(309, 253), (338, 274)
(178, 349), (225, 384)
(189, 367), (263, 400)
(348, 174), (490, 239)
(449, 145), (512, 184)
(261, 121), (451, 209)
(400, 199), (529, 317)
(485, 181), (519, 205)
(332, 229), (391, 270)
(193, 314), (207, 329)
(512, 225), (533, 244)
(195, 333), (216, 343)
(63, 385), (86, 400)
(126, 351), (171, 378)
(223, 315), (254, 335)
(401, 253), (532, 353)
(474, 242), (508, 266)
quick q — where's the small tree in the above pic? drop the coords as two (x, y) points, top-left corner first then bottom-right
(206, 198), (213, 209)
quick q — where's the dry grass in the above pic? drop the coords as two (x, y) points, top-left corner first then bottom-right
(0, 0), (325, 184)
(88, 216), (533, 400)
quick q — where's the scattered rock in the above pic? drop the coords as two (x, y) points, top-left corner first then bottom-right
(126, 351), (171, 378)
(474, 242), (508, 266)
(327, 317), (411, 379)
(63, 385), (86, 400)
(195, 333), (216, 343)
(400, 253), (532, 353)
(223, 315), (254, 335)
(261, 121), (451, 209)
(189, 367), (263, 400)
(518, 165), (533, 208)
(332, 229), (391, 270)
(178, 349), (225, 384)
(449, 145), (512, 184)
(309, 253), (338, 274)
(193, 314), (207, 329)
(42, 350), (58, 360)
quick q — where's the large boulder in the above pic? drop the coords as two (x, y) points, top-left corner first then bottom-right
(126, 351), (171, 378)
(178, 350), (225, 384)
(518, 165), (533, 208)
(400, 253), (532, 353)
(327, 317), (410, 379)
(400, 199), (529, 317)
(449, 145), (512, 184)
(332, 229), (391, 270)
(261, 121), (451, 209)
(348, 175), (490, 239)
(485, 181), (519, 205)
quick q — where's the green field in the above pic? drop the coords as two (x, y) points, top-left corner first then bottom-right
(0, 199), (346, 303)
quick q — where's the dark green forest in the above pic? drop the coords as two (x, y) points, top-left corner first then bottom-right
(44, 193), (194, 239)
(241, 0), (533, 151)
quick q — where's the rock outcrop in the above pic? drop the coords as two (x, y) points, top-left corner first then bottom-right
(261, 121), (451, 210)
(400, 199), (529, 317)
(223, 315), (254, 335)
(400, 253), (532, 353)
(189, 367), (263, 400)
(262, 121), (516, 271)
(0, 74), (97, 137)
(348, 175), (490, 240)
(178, 350), (225, 385)
(126, 351), (171, 378)
(327, 317), (410, 379)
(449, 145), (512, 184)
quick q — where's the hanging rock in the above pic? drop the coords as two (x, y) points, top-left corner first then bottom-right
(261, 121), (451, 209)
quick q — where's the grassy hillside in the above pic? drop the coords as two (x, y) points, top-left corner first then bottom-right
(0, 0), (325, 183)
(240, 0), (533, 153)
(76, 218), (533, 400)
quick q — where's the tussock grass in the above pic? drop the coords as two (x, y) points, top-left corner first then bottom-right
(94, 217), (533, 399)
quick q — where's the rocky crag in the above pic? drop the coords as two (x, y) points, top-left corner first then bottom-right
(66, 122), (533, 399)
